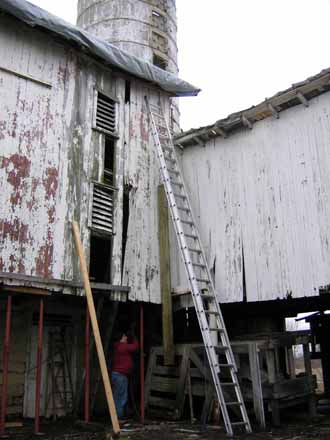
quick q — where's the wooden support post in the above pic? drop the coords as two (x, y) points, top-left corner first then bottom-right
(303, 344), (312, 376)
(248, 343), (266, 430)
(140, 304), (145, 424)
(0, 295), (12, 437)
(158, 185), (174, 366)
(144, 348), (156, 410)
(35, 298), (44, 435)
(175, 346), (190, 419)
(72, 221), (120, 436)
(85, 305), (90, 423)
(75, 297), (105, 414)
(286, 347), (296, 379)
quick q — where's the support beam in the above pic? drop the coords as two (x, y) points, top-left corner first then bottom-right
(214, 125), (227, 138)
(0, 295), (12, 437)
(297, 92), (309, 107)
(242, 115), (253, 129)
(140, 304), (145, 424)
(85, 305), (90, 423)
(75, 297), (104, 414)
(248, 343), (265, 430)
(72, 221), (120, 436)
(158, 186), (174, 366)
(267, 103), (279, 119)
(34, 298), (44, 435)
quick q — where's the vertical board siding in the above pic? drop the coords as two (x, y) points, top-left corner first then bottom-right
(0, 16), (171, 304)
(0, 17), (74, 280)
(122, 84), (165, 303)
(180, 93), (330, 303)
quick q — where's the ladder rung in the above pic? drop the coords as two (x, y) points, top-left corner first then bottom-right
(192, 262), (205, 268)
(149, 103), (161, 111)
(151, 112), (164, 119)
(177, 206), (190, 212)
(215, 346), (230, 351)
(231, 421), (248, 426)
(185, 233), (198, 240)
(168, 169), (180, 175)
(187, 247), (201, 253)
(157, 123), (168, 130)
(209, 327), (224, 331)
(204, 310), (219, 315)
(221, 382), (238, 386)
(170, 180), (183, 187)
(225, 401), (243, 406)
(173, 193), (186, 199)
(181, 220), (194, 226)
(201, 296), (215, 301)
(196, 278), (210, 283)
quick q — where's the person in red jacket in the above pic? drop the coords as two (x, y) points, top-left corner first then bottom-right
(111, 331), (138, 419)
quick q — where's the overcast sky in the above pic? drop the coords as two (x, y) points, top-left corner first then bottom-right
(28, 0), (330, 131)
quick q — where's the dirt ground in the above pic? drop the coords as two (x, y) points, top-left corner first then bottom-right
(5, 410), (330, 440)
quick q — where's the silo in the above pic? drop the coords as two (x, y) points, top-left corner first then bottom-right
(77, 0), (178, 75)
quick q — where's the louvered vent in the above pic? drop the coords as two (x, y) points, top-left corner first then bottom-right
(91, 183), (114, 235)
(96, 92), (116, 135)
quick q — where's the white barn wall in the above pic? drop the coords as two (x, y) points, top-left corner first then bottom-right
(178, 93), (330, 303)
(0, 15), (169, 304)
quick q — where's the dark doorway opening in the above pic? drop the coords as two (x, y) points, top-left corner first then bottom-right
(89, 234), (112, 283)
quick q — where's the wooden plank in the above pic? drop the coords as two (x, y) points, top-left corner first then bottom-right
(272, 377), (315, 399)
(144, 348), (157, 409)
(4, 422), (23, 428)
(148, 396), (176, 410)
(153, 365), (179, 376)
(189, 349), (210, 379)
(72, 221), (119, 435)
(248, 343), (266, 429)
(150, 377), (177, 394)
(158, 185), (175, 366)
(2, 287), (50, 296)
(174, 346), (190, 419)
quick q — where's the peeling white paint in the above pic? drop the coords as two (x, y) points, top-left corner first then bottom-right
(178, 93), (330, 303)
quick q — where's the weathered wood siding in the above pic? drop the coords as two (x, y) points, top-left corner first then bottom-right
(176, 93), (330, 303)
(0, 16), (167, 303)
(121, 84), (169, 303)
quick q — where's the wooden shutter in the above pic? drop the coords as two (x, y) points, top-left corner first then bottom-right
(91, 183), (114, 235)
(96, 92), (116, 136)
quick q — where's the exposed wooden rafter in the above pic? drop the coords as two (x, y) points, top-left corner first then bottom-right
(296, 92), (309, 107)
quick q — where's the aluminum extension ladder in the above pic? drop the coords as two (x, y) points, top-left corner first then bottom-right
(145, 97), (252, 436)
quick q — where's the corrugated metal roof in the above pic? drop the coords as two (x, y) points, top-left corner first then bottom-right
(175, 68), (330, 147)
(0, 0), (200, 97)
